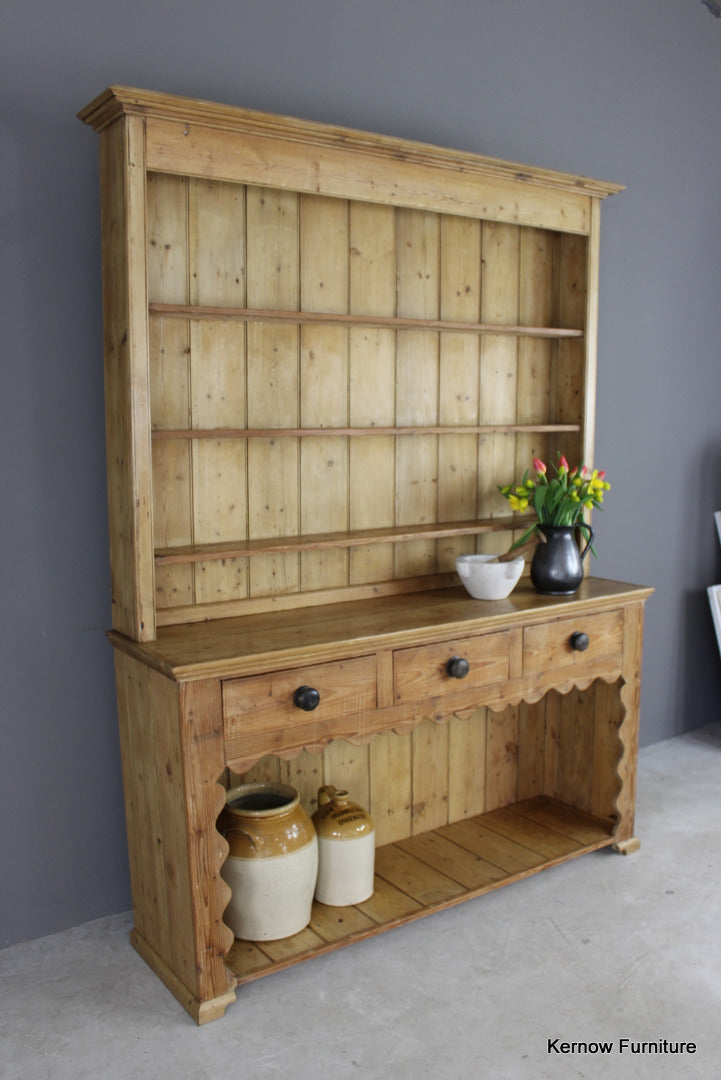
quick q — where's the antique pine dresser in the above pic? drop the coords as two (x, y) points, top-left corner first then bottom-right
(79, 86), (652, 1023)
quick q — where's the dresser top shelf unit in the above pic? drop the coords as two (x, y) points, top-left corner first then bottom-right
(80, 85), (623, 645)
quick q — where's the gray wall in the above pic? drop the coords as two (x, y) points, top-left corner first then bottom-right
(1, 0), (720, 947)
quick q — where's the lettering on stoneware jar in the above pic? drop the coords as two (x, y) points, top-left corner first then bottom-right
(312, 785), (375, 907)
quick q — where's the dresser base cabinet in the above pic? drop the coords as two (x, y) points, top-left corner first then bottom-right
(110, 579), (650, 1023)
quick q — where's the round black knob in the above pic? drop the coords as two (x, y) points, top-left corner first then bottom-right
(446, 656), (470, 679)
(293, 685), (320, 711)
(570, 632), (590, 652)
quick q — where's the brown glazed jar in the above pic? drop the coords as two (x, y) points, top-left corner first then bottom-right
(312, 785), (375, 906)
(219, 782), (318, 941)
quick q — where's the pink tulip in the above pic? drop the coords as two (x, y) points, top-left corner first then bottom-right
(533, 458), (547, 476)
(558, 454), (569, 472)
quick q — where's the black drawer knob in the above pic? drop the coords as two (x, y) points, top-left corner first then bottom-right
(570, 632), (590, 652)
(446, 656), (470, 679)
(293, 685), (321, 711)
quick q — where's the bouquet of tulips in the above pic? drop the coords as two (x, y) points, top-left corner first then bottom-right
(499, 453), (610, 552)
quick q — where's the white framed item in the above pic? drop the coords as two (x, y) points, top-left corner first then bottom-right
(709, 585), (721, 657)
(708, 512), (721, 658)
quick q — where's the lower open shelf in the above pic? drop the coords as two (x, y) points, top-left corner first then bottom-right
(226, 796), (615, 986)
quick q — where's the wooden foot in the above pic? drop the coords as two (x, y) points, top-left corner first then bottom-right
(612, 836), (641, 855)
(130, 929), (237, 1024)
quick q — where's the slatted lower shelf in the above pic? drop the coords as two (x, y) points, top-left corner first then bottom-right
(226, 796), (615, 986)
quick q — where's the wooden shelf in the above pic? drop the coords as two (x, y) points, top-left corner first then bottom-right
(152, 423), (581, 441)
(226, 796), (615, 987)
(154, 515), (534, 566)
(149, 302), (584, 340)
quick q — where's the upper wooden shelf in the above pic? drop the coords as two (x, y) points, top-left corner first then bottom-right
(151, 424), (581, 441)
(149, 303), (584, 339)
(153, 515), (535, 566)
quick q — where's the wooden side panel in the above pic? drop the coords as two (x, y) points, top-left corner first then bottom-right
(114, 653), (233, 1005)
(349, 203), (396, 585)
(615, 601), (645, 843)
(100, 117), (155, 640)
(477, 222), (520, 554)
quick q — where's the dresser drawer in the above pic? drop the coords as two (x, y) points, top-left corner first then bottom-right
(523, 609), (624, 675)
(393, 631), (510, 704)
(223, 655), (377, 740)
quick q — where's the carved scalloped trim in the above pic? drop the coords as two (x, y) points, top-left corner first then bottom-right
(612, 674), (631, 837)
(225, 672), (625, 773)
(214, 774), (238, 965)
(451, 672), (621, 722)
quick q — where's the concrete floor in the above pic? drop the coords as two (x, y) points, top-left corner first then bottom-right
(2, 723), (720, 1080)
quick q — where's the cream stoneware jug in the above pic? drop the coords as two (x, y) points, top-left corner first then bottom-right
(312, 785), (375, 906)
(219, 782), (318, 941)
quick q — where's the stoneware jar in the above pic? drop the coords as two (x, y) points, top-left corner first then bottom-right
(312, 785), (375, 906)
(219, 782), (318, 941)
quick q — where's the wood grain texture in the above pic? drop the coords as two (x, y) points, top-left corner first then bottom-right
(99, 116), (155, 639)
(114, 654), (234, 1018)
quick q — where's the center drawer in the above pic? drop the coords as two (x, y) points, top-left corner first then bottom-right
(393, 631), (510, 704)
(223, 655), (377, 740)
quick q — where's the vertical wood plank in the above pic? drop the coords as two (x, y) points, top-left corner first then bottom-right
(517, 698), (546, 800)
(299, 195), (349, 589)
(246, 186), (300, 597)
(349, 202), (396, 584)
(411, 719), (449, 833)
(485, 705), (519, 810)
(448, 709), (486, 821)
(543, 689), (562, 798)
(517, 227), (554, 479)
(478, 222), (520, 554)
(555, 686), (595, 813)
(555, 231), (587, 471)
(590, 678), (623, 823)
(369, 730), (412, 845)
(322, 740), (371, 819)
(438, 216), (481, 569)
(395, 207), (440, 577)
(188, 179), (248, 605)
(279, 751), (325, 816)
(147, 171), (192, 611)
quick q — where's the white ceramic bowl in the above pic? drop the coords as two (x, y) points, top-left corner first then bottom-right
(455, 553), (524, 600)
